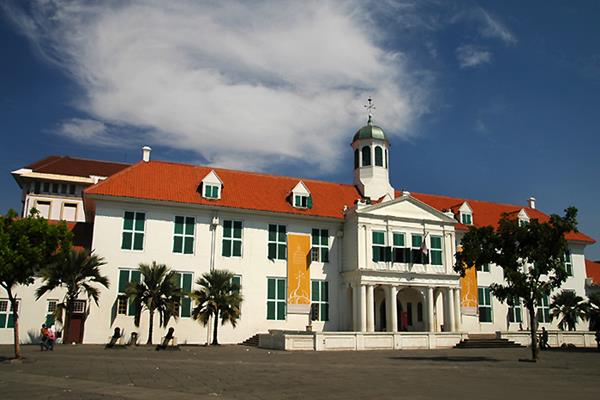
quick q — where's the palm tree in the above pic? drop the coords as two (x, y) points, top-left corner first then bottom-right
(36, 249), (109, 341)
(191, 269), (242, 345)
(550, 290), (589, 331)
(586, 292), (600, 331)
(126, 262), (181, 345)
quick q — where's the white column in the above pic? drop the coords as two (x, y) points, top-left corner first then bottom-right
(453, 288), (461, 332)
(385, 285), (392, 332)
(360, 284), (367, 332)
(446, 287), (455, 332)
(390, 286), (398, 332)
(366, 285), (375, 332)
(427, 287), (435, 332)
(352, 283), (359, 331)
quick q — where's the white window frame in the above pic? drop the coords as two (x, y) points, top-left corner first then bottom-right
(267, 224), (287, 260)
(311, 280), (329, 321)
(203, 184), (220, 199)
(222, 220), (243, 257)
(121, 211), (146, 251)
(311, 229), (329, 263)
(266, 277), (286, 320)
(564, 252), (573, 276)
(508, 297), (522, 323)
(61, 202), (78, 221)
(537, 295), (551, 323)
(430, 235), (443, 265)
(173, 216), (196, 255)
(478, 287), (493, 323)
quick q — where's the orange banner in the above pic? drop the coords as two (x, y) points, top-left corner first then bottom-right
(460, 265), (478, 315)
(287, 234), (311, 308)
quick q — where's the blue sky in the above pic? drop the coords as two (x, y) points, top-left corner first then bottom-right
(1, 1), (599, 259)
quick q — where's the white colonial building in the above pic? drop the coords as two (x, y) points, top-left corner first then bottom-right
(1, 115), (597, 349)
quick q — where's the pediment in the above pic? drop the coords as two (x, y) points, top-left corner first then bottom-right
(358, 195), (456, 223)
(291, 180), (310, 195)
(202, 170), (223, 185)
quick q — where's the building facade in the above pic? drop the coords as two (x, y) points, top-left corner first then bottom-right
(1, 118), (596, 345)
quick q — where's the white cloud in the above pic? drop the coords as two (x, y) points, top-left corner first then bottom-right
(4, 0), (428, 173)
(456, 44), (492, 68)
(478, 8), (517, 45)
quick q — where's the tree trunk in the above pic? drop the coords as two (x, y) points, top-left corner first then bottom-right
(63, 299), (73, 344)
(212, 310), (219, 345)
(147, 309), (154, 345)
(527, 304), (538, 361)
(8, 290), (21, 359)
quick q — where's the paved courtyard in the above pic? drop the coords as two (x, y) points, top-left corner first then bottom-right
(1, 344), (599, 399)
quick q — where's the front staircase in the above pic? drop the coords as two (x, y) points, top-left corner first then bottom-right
(455, 334), (524, 349)
(240, 333), (262, 347)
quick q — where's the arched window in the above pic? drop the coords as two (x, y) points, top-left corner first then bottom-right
(361, 146), (371, 166)
(354, 149), (359, 169)
(374, 146), (383, 166)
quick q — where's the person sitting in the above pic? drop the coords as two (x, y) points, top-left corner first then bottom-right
(105, 327), (123, 349)
(156, 327), (176, 351)
(40, 324), (54, 351)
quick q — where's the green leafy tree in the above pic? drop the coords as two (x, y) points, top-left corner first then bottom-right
(586, 292), (600, 331)
(549, 290), (588, 331)
(36, 249), (109, 341)
(126, 262), (181, 345)
(191, 269), (242, 345)
(455, 207), (578, 361)
(0, 209), (71, 359)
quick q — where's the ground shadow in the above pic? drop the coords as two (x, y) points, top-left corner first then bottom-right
(390, 356), (499, 362)
(544, 347), (600, 354)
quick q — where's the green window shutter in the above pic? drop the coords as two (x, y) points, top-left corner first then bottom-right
(128, 299), (137, 316)
(372, 231), (385, 245)
(267, 279), (275, 299)
(320, 230), (328, 245)
(118, 270), (130, 293)
(412, 234), (422, 248)
(321, 304), (329, 321)
(268, 243), (276, 259)
(222, 239), (232, 257)
(307, 196), (313, 209)
(321, 247), (329, 263)
(123, 212), (134, 230)
(277, 279), (285, 300)
(133, 233), (144, 250)
(0, 314), (6, 328)
(393, 233), (404, 247)
(181, 298), (191, 318)
(311, 281), (319, 301)
(121, 232), (132, 250)
(233, 221), (242, 238)
(431, 236), (442, 249)
(385, 247), (392, 262)
(182, 273), (192, 292)
(322, 281), (329, 302)
(277, 301), (286, 320)
(134, 212), (145, 231)
(224, 220), (232, 237)
(131, 270), (141, 284)
(268, 225), (277, 241)
(173, 273), (182, 288)
(185, 217), (195, 235)
(278, 225), (286, 242)
(7, 313), (15, 328)
(312, 229), (319, 245)
(184, 237), (194, 254)
(174, 216), (184, 235)
(477, 288), (483, 306)
(232, 240), (242, 257)
(232, 276), (241, 287)
(372, 246), (380, 262)
(294, 196), (301, 207)
(278, 244), (286, 260)
(173, 236), (183, 253)
(214, 186), (220, 198)
(267, 302), (275, 320)
(204, 185), (210, 197)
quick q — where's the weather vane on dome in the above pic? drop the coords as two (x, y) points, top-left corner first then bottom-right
(363, 97), (375, 124)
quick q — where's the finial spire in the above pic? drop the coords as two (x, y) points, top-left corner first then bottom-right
(363, 97), (375, 125)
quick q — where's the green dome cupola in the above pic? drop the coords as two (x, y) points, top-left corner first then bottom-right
(352, 114), (388, 143)
(351, 98), (394, 200)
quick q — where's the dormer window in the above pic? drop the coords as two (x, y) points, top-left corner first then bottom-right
(458, 202), (473, 225)
(204, 184), (220, 199)
(461, 213), (472, 225)
(200, 170), (223, 200)
(294, 194), (312, 209)
(517, 209), (530, 226)
(291, 180), (312, 209)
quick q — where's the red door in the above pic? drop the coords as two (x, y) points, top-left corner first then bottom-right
(65, 300), (86, 343)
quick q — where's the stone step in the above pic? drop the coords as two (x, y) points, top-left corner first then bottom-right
(455, 338), (525, 349)
(239, 333), (262, 347)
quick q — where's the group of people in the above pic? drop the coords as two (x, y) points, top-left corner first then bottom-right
(40, 324), (55, 351)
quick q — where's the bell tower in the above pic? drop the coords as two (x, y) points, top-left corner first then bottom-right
(352, 98), (394, 200)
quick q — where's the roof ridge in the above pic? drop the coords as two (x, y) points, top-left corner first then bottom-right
(148, 159), (356, 188)
(60, 155), (132, 166)
(411, 191), (532, 211)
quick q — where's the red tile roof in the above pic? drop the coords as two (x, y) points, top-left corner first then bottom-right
(25, 156), (130, 178)
(585, 259), (600, 285)
(85, 160), (595, 244)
